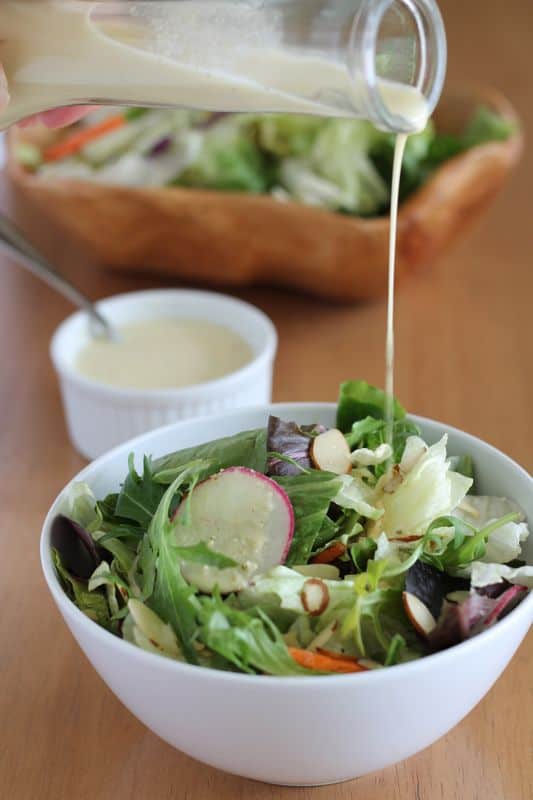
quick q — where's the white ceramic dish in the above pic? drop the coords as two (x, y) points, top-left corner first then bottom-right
(40, 404), (533, 786)
(50, 289), (277, 460)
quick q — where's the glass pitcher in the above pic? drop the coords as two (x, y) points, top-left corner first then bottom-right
(0, 1), (446, 132)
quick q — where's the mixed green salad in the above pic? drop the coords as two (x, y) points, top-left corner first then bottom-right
(51, 381), (531, 676)
(19, 105), (515, 216)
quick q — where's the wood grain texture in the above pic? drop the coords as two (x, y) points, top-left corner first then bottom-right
(0, 1), (531, 798)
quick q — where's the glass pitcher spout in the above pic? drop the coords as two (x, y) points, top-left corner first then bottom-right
(0, 1), (446, 132)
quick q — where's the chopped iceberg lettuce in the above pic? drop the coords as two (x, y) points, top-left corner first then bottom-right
(375, 436), (473, 537)
(51, 380), (530, 675)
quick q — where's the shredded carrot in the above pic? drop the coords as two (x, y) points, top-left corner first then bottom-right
(43, 114), (126, 162)
(311, 541), (346, 565)
(288, 647), (367, 674)
(316, 647), (367, 665)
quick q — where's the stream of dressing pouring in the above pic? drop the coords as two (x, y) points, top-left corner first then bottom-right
(385, 133), (408, 445)
(0, 1), (429, 428)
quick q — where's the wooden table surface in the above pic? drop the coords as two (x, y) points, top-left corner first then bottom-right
(1, 1), (531, 798)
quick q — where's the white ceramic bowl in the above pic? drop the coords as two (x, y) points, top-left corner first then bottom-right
(50, 289), (277, 460)
(40, 405), (533, 786)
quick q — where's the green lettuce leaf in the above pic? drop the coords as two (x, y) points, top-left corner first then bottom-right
(346, 416), (421, 478)
(310, 119), (389, 215)
(350, 537), (378, 572)
(345, 416), (386, 448)
(52, 549), (113, 631)
(197, 594), (309, 675)
(92, 531), (137, 575)
(274, 471), (344, 565)
(423, 512), (521, 570)
(62, 482), (103, 533)
(88, 561), (129, 616)
(337, 380), (406, 433)
(464, 106), (517, 147)
(454, 495), (528, 563)
(425, 106), (517, 168)
(333, 474), (383, 520)
(384, 633), (406, 667)
(115, 455), (166, 527)
(153, 428), (267, 484)
(312, 514), (343, 550)
(173, 541), (239, 569)
(340, 562), (418, 661)
(141, 461), (213, 663)
(98, 492), (145, 543)
(246, 565), (355, 615)
(254, 114), (324, 157)
(177, 118), (272, 193)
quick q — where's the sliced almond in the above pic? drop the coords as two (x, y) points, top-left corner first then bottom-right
(457, 498), (480, 517)
(402, 591), (437, 637)
(293, 564), (340, 580)
(446, 590), (471, 604)
(358, 658), (381, 670)
(301, 578), (330, 616)
(128, 599), (181, 657)
(382, 464), (404, 493)
(307, 620), (338, 651)
(311, 429), (352, 474)
(389, 534), (422, 543)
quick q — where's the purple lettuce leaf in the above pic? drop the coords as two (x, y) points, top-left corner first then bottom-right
(50, 514), (103, 580)
(482, 584), (528, 626)
(148, 137), (172, 157)
(266, 416), (322, 477)
(476, 580), (512, 599)
(428, 584), (528, 652)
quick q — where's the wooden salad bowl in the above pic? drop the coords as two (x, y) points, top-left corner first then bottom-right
(7, 86), (523, 303)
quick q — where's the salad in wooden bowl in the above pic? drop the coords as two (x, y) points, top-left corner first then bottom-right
(8, 87), (522, 302)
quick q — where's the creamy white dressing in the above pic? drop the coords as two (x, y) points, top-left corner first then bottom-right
(75, 319), (252, 389)
(0, 1), (429, 129)
(385, 133), (409, 443)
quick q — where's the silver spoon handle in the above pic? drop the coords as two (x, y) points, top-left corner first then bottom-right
(0, 213), (113, 339)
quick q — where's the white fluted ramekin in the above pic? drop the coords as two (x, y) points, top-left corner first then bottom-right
(50, 289), (277, 460)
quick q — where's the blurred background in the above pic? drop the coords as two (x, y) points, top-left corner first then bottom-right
(0, 3), (532, 800)
(0, 0), (531, 475)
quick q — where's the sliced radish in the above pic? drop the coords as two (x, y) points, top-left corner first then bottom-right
(301, 578), (330, 616)
(173, 467), (294, 594)
(311, 429), (352, 475)
(402, 591), (437, 637)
